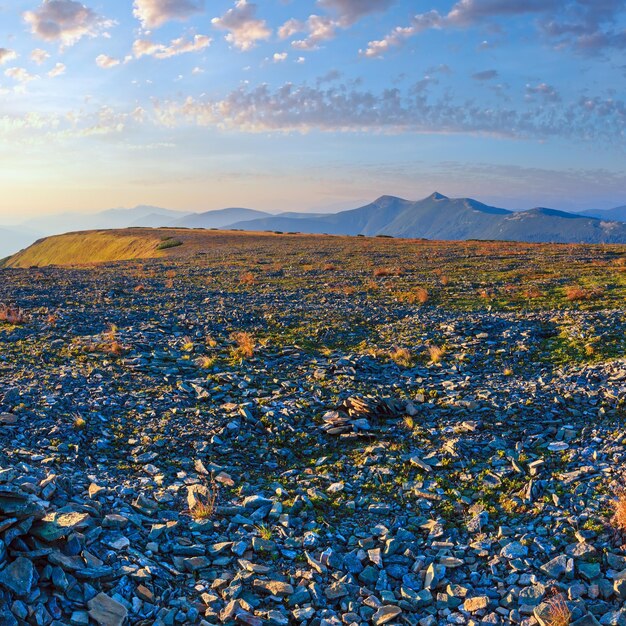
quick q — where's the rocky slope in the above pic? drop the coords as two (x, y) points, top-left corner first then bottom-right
(1, 234), (626, 625)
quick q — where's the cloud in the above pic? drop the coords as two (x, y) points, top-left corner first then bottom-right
(30, 48), (50, 64)
(23, 0), (114, 47)
(0, 49), (18, 65)
(4, 67), (37, 83)
(211, 1), (271, 51)
(48, 62), (66, 77)
(361, 11), (441, 57)
(132, 34), (211, 59)
(291, 15), (338, 50)
(278, 18), (303, 40)
(133, 0), (204, 29)
(525, 82), (561, 102)
(95, 54), (120, 68)
(273, 52), (288, 62)
(472, 69), (498, 80)
(282, 0), (394, 51)
(363, 0), (626, 57)
(151, 78), (626, 144)
(446, 0), (558, 26)
(317, 0), (394, 24)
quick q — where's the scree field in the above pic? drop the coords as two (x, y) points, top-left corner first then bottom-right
(1, 229), (626, 626)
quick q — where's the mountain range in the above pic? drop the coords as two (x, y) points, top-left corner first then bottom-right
(3, 193), (626, 259)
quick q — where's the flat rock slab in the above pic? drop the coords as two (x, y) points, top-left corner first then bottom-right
(0, 557), (34, 597)
(32, 511), (91, 541)
(88, 593), (128, 626)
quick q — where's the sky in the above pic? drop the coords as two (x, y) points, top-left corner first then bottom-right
(0, 0), (625, 220)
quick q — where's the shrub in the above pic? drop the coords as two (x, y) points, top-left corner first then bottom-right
(157, 239), (183, 250)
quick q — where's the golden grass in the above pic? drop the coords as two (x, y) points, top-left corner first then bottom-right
(389, 347), (413, 367)
(613, 487), (626, 533)
(428, 345), (445, 363)
(5, 231), (163, 268)
(240, 271), (256, 286)
(373, 266), (403, 277)
(0, 304), (27, 325)
(398, 287), (429, 305)
(189, 482), (219, 521)
(542, 594), (571, 626)
(230, 331), (255, 360)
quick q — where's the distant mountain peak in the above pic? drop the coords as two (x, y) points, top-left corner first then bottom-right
(429, 192), (449, 200)
(373, 194), (404, 204)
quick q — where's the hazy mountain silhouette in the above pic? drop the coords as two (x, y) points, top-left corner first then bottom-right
(229, 193), (626, 243)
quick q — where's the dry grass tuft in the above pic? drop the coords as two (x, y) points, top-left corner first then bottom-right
(523, 287), (543, 299)
(428, 345), (445, 364)
(564, 286), (590, 301)
(613, 486), (626, 533)
(230, 331), (255, 360)
(389, 347), (413, 367)
(196, 355), (217, 369)
(398, 287), (429, 305)
(564, 285), (603, 301)
(373, 266), (403, 278)
(189, 481), (219, 521)
(0, 304), (28, 325)
(542, 594), (571, 626)
(240, 271), (256, 286)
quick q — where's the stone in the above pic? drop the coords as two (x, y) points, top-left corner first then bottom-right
(464, 596), (489, 612)
(0, 557), (34, 597)
(87, 593), (128, 626)
(372, 606), (402, 625)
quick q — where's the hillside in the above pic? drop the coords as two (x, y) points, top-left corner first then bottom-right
(4, 230), (168, 268)
(2, 228), (297, 268)
(172, 207), (271, 229)
(582, 205), (626, 222)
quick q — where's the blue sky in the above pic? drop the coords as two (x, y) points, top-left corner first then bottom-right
(0, 0), (625, 218)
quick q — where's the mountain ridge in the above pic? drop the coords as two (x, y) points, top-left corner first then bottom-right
(3, 193), (626, 258)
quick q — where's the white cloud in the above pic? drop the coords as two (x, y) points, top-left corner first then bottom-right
(211, 1), (271, 51)
(23, 0), (114, 47)
(278, 18), (303, 40)
(361, 0), (624, 58)
(291, 15), (337, 50)
(4, 67), (37, 83)
(133, 0), (205, 29)
(282, 0), (393, 51)
(48, 62), (66, 77)
(132, 34), (211, 59)
(0, 49), (18, 65)
(361, 11), (442, 57)
(30, 48), (50, 65)
(96, 54), (120, 69)
(273, 52), (288, 62)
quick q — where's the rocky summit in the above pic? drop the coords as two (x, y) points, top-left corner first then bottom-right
(0, 232), (625, 626)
